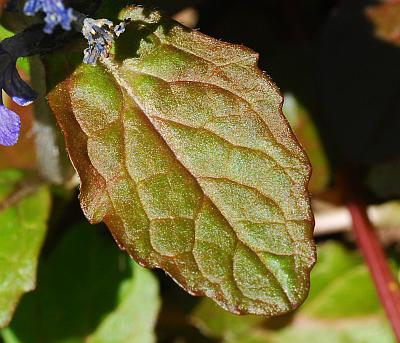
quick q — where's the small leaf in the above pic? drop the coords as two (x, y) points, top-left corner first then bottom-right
(88, 262), (160, 343)
(48, 6), (315, 315)
(0, 169), (50, 328)
(2, 224), (160, 342)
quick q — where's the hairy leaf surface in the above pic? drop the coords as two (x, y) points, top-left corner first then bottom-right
(0, 169), (50, 328)
(48, 6), (314, 315)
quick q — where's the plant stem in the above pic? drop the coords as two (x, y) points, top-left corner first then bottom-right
(0, 174), (43, 211)
(347, 199), (400, 342)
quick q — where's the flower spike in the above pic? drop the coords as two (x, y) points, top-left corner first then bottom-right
(24, 0), (74, 34)
(82, 18), (126, 65)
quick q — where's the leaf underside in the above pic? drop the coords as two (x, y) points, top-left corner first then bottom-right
(48, 6), (315, 316)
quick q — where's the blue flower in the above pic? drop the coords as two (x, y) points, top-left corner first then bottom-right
(24, 0), (74, 34)
(0, 106), (21, 147)
(82, 18), (125, 65)
(0, 45), (37, 146)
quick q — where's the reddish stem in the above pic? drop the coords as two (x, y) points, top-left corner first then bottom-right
(347, 200), (400, 341)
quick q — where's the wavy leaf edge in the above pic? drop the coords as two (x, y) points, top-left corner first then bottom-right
(48, 5), (315, 316)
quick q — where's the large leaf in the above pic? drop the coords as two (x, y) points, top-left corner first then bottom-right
(48, 6), (315, 316)
(0, 169), (50, 328)
(2, 224), (160, 343)
(192, 242), (396, 343)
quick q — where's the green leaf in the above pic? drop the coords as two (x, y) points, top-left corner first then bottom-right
(191, 242), (396, 343)
(47, 6), (315, 316)
(191, 296), (265, 339)
(304, 241), (361, 305)
(282, 93), (330, 193)
(302, 243), (381, 319)
(2, 224), (160, 343)
(0, 169), (50, 328)
(231, 322), (395, 343)
(88, 262), (160, 343)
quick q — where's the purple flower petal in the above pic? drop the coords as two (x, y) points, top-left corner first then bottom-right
(0, 105), (21, 146)
(24, 0), (74, 34)
(2, 62), (38, 107)
(12, 96), (34, 106)
(23, 0), (42, 15)
(82, 19), (125, 65)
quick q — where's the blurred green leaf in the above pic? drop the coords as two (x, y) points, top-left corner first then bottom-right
(305, 242), (360, 304)
(231, 321), (394, 343)
(0, 169), (50, 328)
(192, 297), (264, 340)
(47, 5), (315, 317)
(192, 242), (396, 343)
(88, 262), (160, 343)
(282, 93), (330, 193)
(302, 244), (381, 318)
(2, 224), (160, 343)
